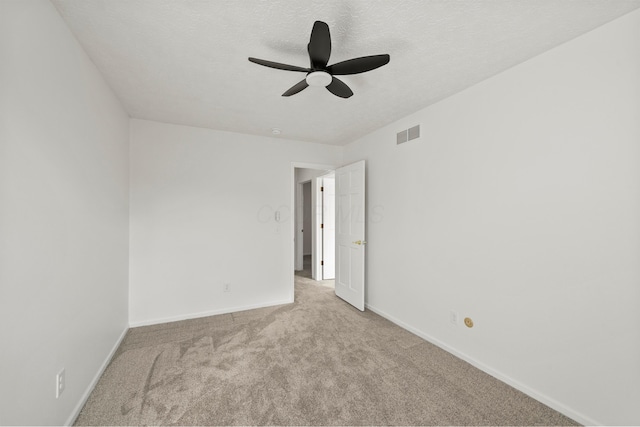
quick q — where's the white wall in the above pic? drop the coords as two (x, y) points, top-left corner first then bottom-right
(0, 1), (130, 425)
(343, 9), (640, 426)
(129, 120), (341, 326)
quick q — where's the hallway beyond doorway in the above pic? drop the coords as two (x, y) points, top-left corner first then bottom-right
(296, 255), (334, 289)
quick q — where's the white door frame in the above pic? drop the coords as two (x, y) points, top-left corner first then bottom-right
(320, 173), (336, 280)
(290, 162), (337, 301)
(311, 171), (335, 280)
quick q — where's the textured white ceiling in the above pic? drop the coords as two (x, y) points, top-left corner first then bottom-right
(52, 0), (640, 145)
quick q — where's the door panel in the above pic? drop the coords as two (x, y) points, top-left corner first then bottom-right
(335, 160), (366, 311)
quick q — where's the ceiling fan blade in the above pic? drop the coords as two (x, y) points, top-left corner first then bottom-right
(326, 77), (353, 98)
(328, 54), (390, 75)
(282, 79), (309, 97)
(248, 57), (310, 73)
(307, 21), (331, 69)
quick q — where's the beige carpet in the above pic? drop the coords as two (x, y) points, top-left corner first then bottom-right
(75, 273), (578, 426)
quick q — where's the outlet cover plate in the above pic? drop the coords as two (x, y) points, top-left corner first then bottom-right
(450, 310), (458, 325)
(56, 368), (65, 398)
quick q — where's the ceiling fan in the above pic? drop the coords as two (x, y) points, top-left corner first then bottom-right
(248, 21), (390, 98)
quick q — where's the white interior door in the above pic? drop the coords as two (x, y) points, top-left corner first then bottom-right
(312, 177), (322, 280)
(295, 182), (304, 270)
(321, 175), (335, 280)
(335, 160), (366, 311)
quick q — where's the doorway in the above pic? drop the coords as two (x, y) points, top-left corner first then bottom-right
(293, 166), (336, 289)
(300, 181), (313, 278)
(290, 160), (367, 311)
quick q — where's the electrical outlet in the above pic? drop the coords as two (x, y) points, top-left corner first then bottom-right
(56, 368), (65, 398)
(223, 283), (231, 293)
(450, 310), (458, 325)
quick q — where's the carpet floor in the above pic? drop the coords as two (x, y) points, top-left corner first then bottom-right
(75, 273), (578, 426)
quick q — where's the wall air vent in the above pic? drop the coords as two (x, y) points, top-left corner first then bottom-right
(408, 125), (420, 140)
(396, 130), (408, 145)
(396, 125), (420, 145)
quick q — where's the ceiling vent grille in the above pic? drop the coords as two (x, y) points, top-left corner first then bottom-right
(396, 125), (420, 145)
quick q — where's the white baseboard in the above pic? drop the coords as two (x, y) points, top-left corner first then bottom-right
(65, 326), (128, 426)
(365, 303), (598, 426)
(129, 298), (294, 328)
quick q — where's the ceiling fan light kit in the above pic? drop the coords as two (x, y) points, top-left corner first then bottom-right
(306, 71), (332, 87)
(249, 21), (390, 98)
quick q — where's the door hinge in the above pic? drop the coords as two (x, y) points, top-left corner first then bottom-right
(321, 260), (324, 266)
(321, 186), (324, 191)
(321, 223), (324, 229)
